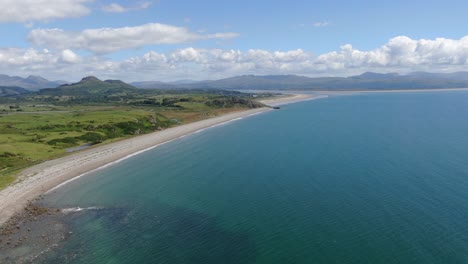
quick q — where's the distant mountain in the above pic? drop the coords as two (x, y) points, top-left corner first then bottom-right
(178, 72), (468, 90)
(406, 71), (468, 81)
(131, 81), (180, 89)
(349, 72), (400, 80)
(181, 75), (319, 90)
(39, 76), (138, 96)
(4, 71), (468, 92)
(167, 79), (198, 85)
(0, 74), (65, 90)
(0, 86), (30, 96)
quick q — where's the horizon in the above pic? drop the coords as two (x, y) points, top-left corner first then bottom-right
(4, 70), (468, 84)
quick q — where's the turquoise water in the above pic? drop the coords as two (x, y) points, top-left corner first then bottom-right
(39, 91), (468, 263)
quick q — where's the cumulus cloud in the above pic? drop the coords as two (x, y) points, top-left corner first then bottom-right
(316, 36), (468, 69)
(3, 36), (468, 81)
(102, 2), (152, 13)
(28, 23), (240, 54)
(61, 49), (80, 63)
(274, 49), (310, 62)
(170, 47), (204, 63)
(0, 48), (120, 80)
(0, 0), (91, 23)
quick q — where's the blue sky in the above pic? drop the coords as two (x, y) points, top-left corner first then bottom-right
(0, 0), (467, 81)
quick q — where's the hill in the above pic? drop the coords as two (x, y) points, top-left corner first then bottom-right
(39, 76), (138, 97)
(131, 81), (180, 89)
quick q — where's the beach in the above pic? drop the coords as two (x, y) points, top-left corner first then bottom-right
(256, 94), (327, 106)
(0, 94), (317, 227)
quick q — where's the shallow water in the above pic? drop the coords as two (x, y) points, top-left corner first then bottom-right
(30, 91), (468, 263)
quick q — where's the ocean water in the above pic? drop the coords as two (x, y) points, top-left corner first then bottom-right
(37, 91), (468, 263)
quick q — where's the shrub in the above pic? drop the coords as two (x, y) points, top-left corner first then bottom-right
(79, 132), (106, 144)
(47, 137), (79, 145)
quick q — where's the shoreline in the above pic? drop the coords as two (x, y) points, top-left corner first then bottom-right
(290, 87), (468, 95)
(256, 94), (327, 106)
(0, 94), (318, 227)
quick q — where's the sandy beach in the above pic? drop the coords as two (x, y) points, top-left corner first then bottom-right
(257, 94), (327, 106)
(0, 94), (318, 226)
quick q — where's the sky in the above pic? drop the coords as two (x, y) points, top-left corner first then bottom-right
(0, 0), (468, 82)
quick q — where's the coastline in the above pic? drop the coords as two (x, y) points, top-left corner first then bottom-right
(0, 94), (318, 227)
(305, 87), (468, 96)
(257, 94), (327, 106)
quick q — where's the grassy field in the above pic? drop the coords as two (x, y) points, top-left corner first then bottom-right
(0, 93), (264, 189)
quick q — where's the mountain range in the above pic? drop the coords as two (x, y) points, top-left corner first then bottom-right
(132, 71), (468, 90)
(0, 74), (66, 90)
(2, 72), (468, 92)
(0, 86), (30, 96)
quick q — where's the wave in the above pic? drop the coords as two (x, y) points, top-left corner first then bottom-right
(61, 206), (102, 213)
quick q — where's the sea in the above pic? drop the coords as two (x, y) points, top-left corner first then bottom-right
(11, 90), (468, 263)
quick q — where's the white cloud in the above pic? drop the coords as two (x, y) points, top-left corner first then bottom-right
(170, 48), (204, 63)
(61, 49), (80, 63)
(3, 36), (468, 81)
(28, 23), (240, 54)
(273, 49), (310, 62)
(102, 1), (152, 13)
(0, 0), (91, 23)
(313, 21), (329, 28)
(0, 48), (58, 69)
(211, 49), (242, 62)
(316, 36), (468, 70)
(102, 3), (126, 13)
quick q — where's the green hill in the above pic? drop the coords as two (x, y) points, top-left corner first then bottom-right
(39, 76), (138, 96)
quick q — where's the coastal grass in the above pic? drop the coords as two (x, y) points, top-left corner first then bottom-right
(0, 173), (15, 190)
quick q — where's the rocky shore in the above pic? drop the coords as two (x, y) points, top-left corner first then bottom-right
(0, 198), (70, 263)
